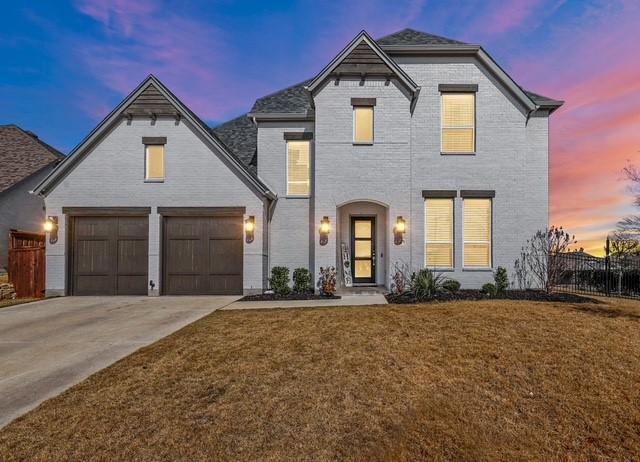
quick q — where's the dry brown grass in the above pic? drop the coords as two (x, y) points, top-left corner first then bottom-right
(0, 297), (40, 309)
(1, 299), (640, 461)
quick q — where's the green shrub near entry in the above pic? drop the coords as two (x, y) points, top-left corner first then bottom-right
(494, 267), (509, 294)
(269, 266), (291, 295)
(482, 283), (497, 296)
(442, 278), (461, 294)
(411, 269), (447, 301)
(292, 268), (312, 294)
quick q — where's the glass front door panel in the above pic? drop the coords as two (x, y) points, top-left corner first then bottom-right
(355, 240), (371, 258)
(354, 260), (372, 278)
(354, 220), (372, 239)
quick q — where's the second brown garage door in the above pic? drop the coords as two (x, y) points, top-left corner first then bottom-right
(162, 215), (243, 295)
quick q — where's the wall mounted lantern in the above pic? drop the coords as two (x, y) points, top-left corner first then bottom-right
(245, 216), (255, 243)
(44, 216), (59, 244)
(394, 216), (406, 245)
(319, 216), (330, 246)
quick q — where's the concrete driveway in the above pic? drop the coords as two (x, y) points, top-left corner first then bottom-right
(0, 295), (238, 428)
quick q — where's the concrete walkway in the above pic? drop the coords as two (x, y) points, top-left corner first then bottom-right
(223, 294), (388, 310)
(0, 295), (237, 428)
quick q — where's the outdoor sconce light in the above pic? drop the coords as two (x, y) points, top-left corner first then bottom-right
(44, 216), (59, 244)
(245, 216), (255, 243)
(319, 216), (330, 246)
(394, 216), (406, 245)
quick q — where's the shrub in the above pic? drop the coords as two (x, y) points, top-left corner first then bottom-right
(411, 269), (446, 301)
(391, 261), (411, 294)
(494, 267), (509, 294)
(292, 268), (312, 294)
(317, 266), (337, 296)
(442, 278), (461, 294)
(482, 283), (497, 296)
(269, 266), (291, 295)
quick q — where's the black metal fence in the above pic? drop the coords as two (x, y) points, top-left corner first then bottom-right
(555, 252), (640, 299)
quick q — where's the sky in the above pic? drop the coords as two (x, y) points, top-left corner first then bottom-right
(1, 0), (639, 255)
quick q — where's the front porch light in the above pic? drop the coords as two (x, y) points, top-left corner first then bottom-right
(245, 216), (255, 243)
(319, 216), (330, 246)
(44, 216), (59, 244)
(394, 216), (406, 245)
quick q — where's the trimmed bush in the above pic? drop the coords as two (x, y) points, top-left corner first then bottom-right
(494, 267), (509, 294)
(442, 278), (461, 294)
(269, 266), (291, 295)
(292, 268), (312, 294)
(482, 283), (497, 296)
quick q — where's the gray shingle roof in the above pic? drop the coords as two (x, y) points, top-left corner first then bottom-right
(0, 125), (64, 193)
(524, 90), (564, 108)
(377, 28), (466, 46)
(250, 79), (313, 115)
(210, 115), (257, 174)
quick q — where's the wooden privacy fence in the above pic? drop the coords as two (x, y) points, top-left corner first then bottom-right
(8, 229), (46, 298)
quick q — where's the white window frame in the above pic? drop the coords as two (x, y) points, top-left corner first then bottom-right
(353, 106), (374, 144)
(144, 144), (165, 182)
(440, 92), (476, 154)
(286, 140), (311, 197)
(462, 198), (492, 269)
(424, 198), (455, 269)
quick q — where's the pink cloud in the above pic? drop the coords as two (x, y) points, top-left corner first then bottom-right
(72, 0), (257, 121)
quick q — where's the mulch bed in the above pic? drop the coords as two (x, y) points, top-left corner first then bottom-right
(240, 293), (341, 301)
(385, 289), (599, 304)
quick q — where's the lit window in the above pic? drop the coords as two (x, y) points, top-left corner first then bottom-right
(463, 198), (492, 267)
(145, 145), (164, 181)
(353, 106), (374, 144)
(442, 93), (475, 153)
(425, 198), (454, 268)
(287, 141), (310, 196)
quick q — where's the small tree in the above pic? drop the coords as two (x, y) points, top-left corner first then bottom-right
(292, 268), (312, 294)
(390, 261), (411, 294)
(514, 226), (576, 293)
(494, 267), (509, 294)
(317, 266), (337, 296)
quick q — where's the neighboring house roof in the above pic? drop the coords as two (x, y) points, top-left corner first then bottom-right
(33, 75), (275, 199)
(0, 125), (64, 193)
(376, 28), (466, 46)
(210, 114), (257, 174)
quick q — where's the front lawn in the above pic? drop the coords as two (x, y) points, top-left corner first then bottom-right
(1, 299), (639, 461)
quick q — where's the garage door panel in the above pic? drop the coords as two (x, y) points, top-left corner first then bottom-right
(75, 240), (112, 274)
(209, 275), (242, 295)
(117, 240), (148, 273)
(166, 239), (202, 273)
(164, 215), (243, 295)
(74, 275), (113, 295)
(207, 217), (243, 240)
(116, 275), (148, 295)
(209, 239), (242, 274)
(71, 215), (148, 295)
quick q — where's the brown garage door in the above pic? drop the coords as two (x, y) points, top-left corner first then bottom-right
(163, 215), (243, 295)
(70, 216), (149, 295)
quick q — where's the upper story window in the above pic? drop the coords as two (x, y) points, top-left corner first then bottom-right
(143, 137), (166, 182)
(463, 197), (492, 268)
(441, 92), (475, 154)
(352, 98), (376, 144)
(286, 140), (310, 196)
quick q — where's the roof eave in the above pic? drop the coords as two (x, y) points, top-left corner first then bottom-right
(380, 44), (482, 55)
(248, 111), (315, 121)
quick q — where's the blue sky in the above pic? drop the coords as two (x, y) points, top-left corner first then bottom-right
(1, 0), (639, 253)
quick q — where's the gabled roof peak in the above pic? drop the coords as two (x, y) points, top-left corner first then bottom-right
(377, 28), (467, 46)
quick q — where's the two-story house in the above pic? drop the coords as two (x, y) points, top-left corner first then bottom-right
(33, 29), (562, 296)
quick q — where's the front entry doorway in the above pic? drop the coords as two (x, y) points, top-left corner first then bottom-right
(351, 216), (376, 284)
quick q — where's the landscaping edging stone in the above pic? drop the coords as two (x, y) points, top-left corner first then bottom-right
(385, 290), (599, 305)
(239, 293), (341, 302)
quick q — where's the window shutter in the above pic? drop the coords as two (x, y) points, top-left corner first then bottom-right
(287, 141), (310, 196)
(463, 199), (491, 267)
(425, 198), (453, 268)
(442, 93), (475, 153)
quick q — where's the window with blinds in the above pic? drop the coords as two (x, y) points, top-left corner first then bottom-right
(441, 93), (475, 153)
(145, 145), (164, 181)
(287, 141), (310, 196)
(353, 106), (374, 144)
(463, 198), (492, 267)
(425, 198), (454, 268)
